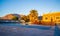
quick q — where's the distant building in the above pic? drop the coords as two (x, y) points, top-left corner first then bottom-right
(0, 19), (19, 23)
(42, 12), (60, 24)
(38, 16), (42, 20)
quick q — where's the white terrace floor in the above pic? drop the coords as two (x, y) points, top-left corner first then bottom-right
(0, 24), (60, 36)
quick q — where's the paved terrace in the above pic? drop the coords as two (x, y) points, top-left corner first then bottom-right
(0, 24), (60, 36)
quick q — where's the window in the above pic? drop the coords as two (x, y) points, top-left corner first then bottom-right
(56, 17), (60, 19)
(45, 17), (48, 20)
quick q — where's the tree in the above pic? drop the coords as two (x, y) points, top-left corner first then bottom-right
(20, 15), (29, 22)
(12, 16), (18, 20)
(29, 10), (38, 22)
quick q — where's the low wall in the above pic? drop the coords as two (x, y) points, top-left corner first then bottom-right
(54, 24), (60, 36)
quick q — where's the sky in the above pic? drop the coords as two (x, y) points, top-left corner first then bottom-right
(0, 0), (60, 17)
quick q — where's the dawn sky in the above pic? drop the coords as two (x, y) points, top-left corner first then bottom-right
(0, 0), (60, 17)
